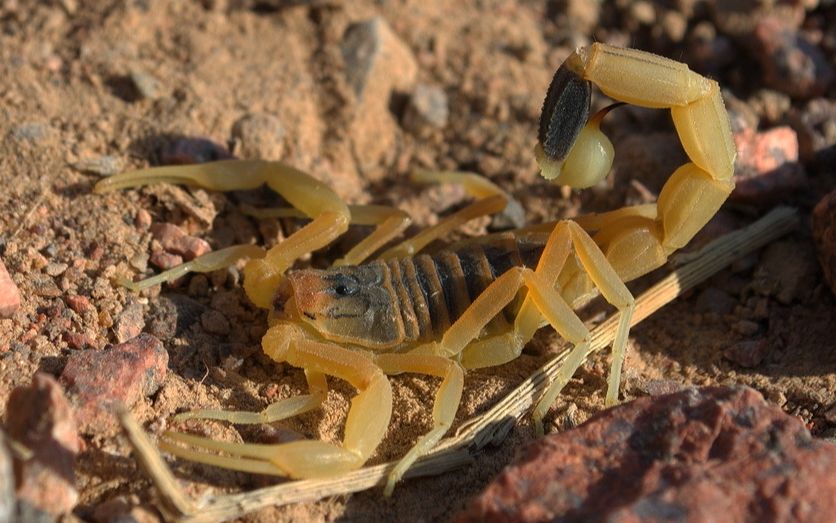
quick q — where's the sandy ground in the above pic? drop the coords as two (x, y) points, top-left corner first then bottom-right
(0, 1), (834, 521)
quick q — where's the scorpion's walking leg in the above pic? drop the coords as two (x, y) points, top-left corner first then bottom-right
(95, 160), (352, 307)
(243, 203), (412, 267)
(374, 353), (464, 496)
(161, 323), (393, 478)
(379, 171), (512, 259)
(172, 368), (328, 424)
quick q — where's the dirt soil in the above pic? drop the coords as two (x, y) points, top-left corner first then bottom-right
(0, 1), (834, 522)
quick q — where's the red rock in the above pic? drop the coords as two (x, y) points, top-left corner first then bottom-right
(65, 294), (92, 314)
(0, 258), (21, 318)
(732, 126), (806, 204)
(63, 331), (93, 350)
(150, 222), (211, 260)
(60, 333), (168, 435)
(458, 386), (836, 523)
(149, 250), (184, 270)
(812, 189), (836, 297)
(5, 373), (80, 516)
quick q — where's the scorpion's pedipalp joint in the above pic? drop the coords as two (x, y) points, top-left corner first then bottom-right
(537, 59), (592, 165)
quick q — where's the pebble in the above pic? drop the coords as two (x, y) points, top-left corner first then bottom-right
(60, 333), (168, 435)
(734, 319), (761, 336)
(150, 250), (183, 270)
(458, 386), (836, 522)
(150, 223), (211, 260)
(402, 84), (449, 137)
(114, 301), (145, 343)
(63, 331), (93, 350)
(129, 70), (163, 100)
(231, 113), (285, 160)
(5, 373), (80, 516)
(134, 209), (152, 230)
(70, 155), (123, 176)
(732, 126), (805, 204)
(0, 258), (21, 318)
(812, 189), (836, 297)
(200, 309), (231, 336)
(724, 339), (768, 368)
(792, 98), (836, 173)
(158, 137), (232, 165)
(45, 262), (68, 277)
(341, 17), (418, 178)
(753, 17), (833, 99)
(10, 122), (54, 143)
(694, 286), (737, 316)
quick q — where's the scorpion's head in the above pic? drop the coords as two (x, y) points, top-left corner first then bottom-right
(273, 262), (404, 349)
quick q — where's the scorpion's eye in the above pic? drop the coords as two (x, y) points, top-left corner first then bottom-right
(332, 276), (359, 297)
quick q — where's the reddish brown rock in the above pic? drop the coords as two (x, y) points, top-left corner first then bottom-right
(60, 333), (168, 435)
(65, 294), (92, 314)
(458, 386), (836, 523)
(813, 189), (836, 298)
(150, 222), (211, 260)
(0, 258), (21, 318)
(732, 126), (806, 204)
(158, 136), (232, 165)
(149, 250), (184, 270)
(5, 373), (80, 516)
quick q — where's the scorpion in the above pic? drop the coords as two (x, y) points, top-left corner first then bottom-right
(95, 43), (735, 495)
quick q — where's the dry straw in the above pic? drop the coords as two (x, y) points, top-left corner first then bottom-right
(118, 207), (798, 522)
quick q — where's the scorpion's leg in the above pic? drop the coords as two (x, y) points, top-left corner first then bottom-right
(95, 160), (351, 307)
(172, 368), (328, 424)
(242, 203), (412, 266)
(379, 171), (511, 259)
(160, 323), (392, 478)
(374, 353), (464, 496)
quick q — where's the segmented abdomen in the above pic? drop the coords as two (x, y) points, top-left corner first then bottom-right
(384, 235), (544, 342)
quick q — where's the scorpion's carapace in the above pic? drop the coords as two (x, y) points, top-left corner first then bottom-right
(96, 42), (735, 497)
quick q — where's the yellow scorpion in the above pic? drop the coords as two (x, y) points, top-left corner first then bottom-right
(95, 44), (735, 495)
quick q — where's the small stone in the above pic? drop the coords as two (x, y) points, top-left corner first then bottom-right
(158, 137), (232, 165)
(60, 333), (168, 435)
(791, 98), (836, 172)
(200, 309), (230, 336)
(661, 10), (687, 42)
(686, 22), (736, 73)
(150, 223), (211, 260)
(565, 0), (600, 34)
(812, 189), (836, 297)
(63, 331), (94, 350)
(149, 250), (183, 270)
(31, 273), (62, 297)
(732, 126), (805, 204)
(734, 319), (761, 336)
(724, 339), (768, 368)
(45, 262), (68, 277)
(824, 404), (836, 425)
(134, 209), (152, 230)
(10, 122), (54, 143)
(458, 386), (836, 523)
(629, 1), (656, 25)
(231, 113), (285, 160)
(129, 70), (162, 100)
(342, 17), (418, 177)
(114, 301), (145, 343)
(695, 287), (737, 316)
(0, 258), (21, 318)
(6, 374), (80, 516)
(403, 84), (449, 136)
(752, 17), (833, 99)
(71, 155), (123, 176)
(129, 253), (149, 272)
